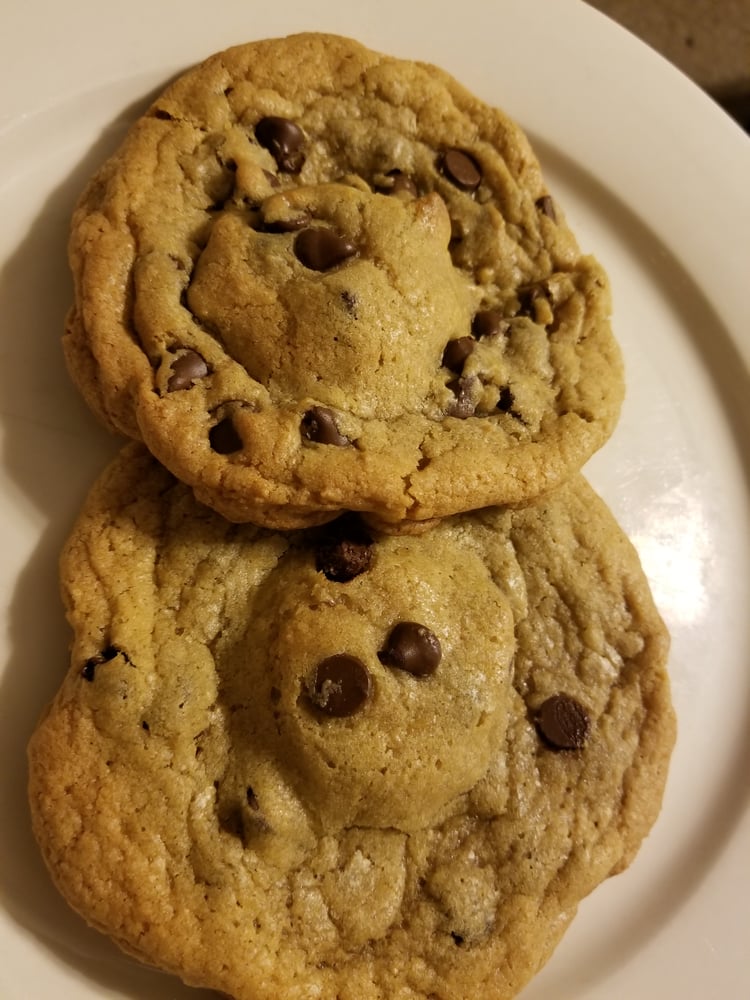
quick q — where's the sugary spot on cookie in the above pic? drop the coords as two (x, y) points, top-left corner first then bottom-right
(167, 349), (209, 392)
(440, 148), (482, 191)
(447, 376), (479, 418)
(377, 622), (441, 677)
(301, 406), (350, 446)
(254, 116), (306, 173)
(426, 852), (500, 945)
(307, 654), (373, 717)
(293, 228), (358, 271)
(536, 694), (591, 750)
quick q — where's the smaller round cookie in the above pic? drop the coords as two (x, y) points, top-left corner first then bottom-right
(64, 33), (624, 529)
(28, 444), (674, 1000)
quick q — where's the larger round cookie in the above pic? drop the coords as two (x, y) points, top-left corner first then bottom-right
(64, 32), (624, 529)
(28, 443), (673, 1000)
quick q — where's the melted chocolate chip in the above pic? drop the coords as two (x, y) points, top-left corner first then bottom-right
(301, 406), (350, 446)
(294, 228), (357, 271)
(536, 694), (591, 750)
(378, 622), (442, 677)
(209, 416), (243, 454)
(471, 308), (508, 339)
(81, 645), (123, 682)
(340, 290), (358, 316)
(380, 169), (418, 196)
(497, 385), (515, 413)
(254, 116), (305, 173)
(318, 539), (372, 581)
(308, 654), (372, 717)
(447, 376), (477, 419)
(536, 195), (557, 221)
(442, 336), (475, 373)
(440, 149), (482, 191)
(517, 284), (549, 318)
(218, 787), (269, 842)
(167, 350), (209, 391)
(316, 515), (374, 582)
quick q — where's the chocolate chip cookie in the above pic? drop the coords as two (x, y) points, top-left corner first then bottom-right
(28, 443), (673, 999)
(64, 32), (624, 529)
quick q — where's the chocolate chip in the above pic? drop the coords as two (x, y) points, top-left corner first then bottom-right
(517, 284), (548, 318)
(497, 385), (515, 413)
(440, 149), (482, 191)
(378, 622), (441, 677)
(318, 539), (372, 581)
(81, 645), (122, 682)
(209, 415), (243, 454)
(380, 169), (418, 197)
(308, 654), (372, 717)
(167, 350), (209, 391)
(294, 228), (357, 271)
(301, 406), (350, 446)
(471, 308), (508, 339)
(316, 515), (374, 582)
(254, 116), (305, 173)
(536, 195), (557, 221)
(447, 376), (477, 419)
(442, 336), (475, 373)
(536, 695), (591, 750)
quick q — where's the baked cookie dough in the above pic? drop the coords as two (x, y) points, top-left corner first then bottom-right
(28, 443), (674, 1000)
(64, 32), (624, 529)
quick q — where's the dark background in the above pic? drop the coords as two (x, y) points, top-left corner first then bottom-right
(588, 0), (750, 131)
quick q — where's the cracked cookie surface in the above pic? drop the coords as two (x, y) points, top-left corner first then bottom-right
(64, 32), (624, 529)
(28, 443), (674, 1000)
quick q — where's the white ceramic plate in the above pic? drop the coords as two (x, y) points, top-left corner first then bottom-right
(2, 1), (748, 997)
